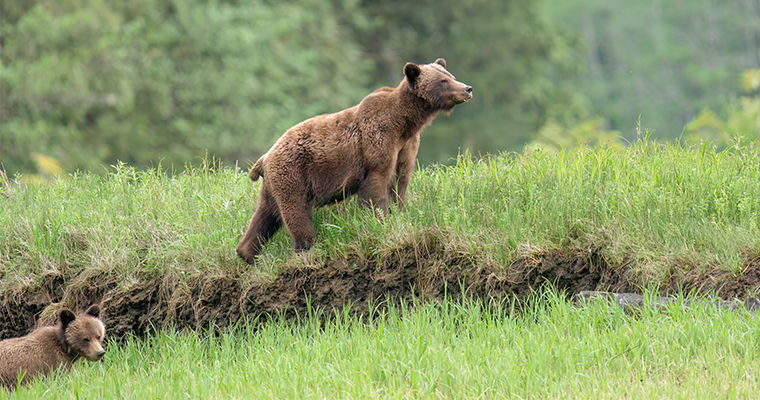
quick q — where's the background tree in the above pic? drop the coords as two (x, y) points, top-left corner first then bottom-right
(1, 0), (370, 174)
(5, 0), (759, 175)
(543, 0), (760, 138)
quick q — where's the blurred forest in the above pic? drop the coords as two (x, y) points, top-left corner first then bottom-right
(2, 0), (760, 176)
(544, 0), (760, 141)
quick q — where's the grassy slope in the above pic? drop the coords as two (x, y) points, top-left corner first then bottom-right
(5, 293), (760, 399)
(3, 140), (760, 397)
(2, 139), (760, 296)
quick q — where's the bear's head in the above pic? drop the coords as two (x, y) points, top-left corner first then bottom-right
(59, 305), (106, 362)
(403, 58), (472, 113)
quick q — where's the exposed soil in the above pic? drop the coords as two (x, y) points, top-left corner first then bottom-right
(2, 236), (760, 341)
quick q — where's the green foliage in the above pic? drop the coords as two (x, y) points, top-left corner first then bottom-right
(1, 0), (581, 174)
(528, 117), (623, 151)
(1, 0), (370, 175)
(684, 69), (760, 146)
(8, 295), (760, 398)
(544, 0), (760, 138)
(4, 1), (760, 174)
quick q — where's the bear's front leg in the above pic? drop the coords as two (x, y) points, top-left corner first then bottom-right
(392, 135), (420, 210)
(359, 169), (392, 217)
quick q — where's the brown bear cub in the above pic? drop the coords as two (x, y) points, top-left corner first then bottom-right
(237, 58), (472, 264)
(0, 305), (106, 390)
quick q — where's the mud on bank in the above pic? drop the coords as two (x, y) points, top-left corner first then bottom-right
(2, 234), (760, 340)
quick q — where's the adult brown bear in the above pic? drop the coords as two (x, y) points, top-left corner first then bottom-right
(237, 58), (472, 264)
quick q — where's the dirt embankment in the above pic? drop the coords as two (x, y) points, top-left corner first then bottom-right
(2, 235), (760, 340)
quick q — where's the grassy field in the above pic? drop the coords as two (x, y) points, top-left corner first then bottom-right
(5, 292), (760, 399)
(2, 137), (759, 293)
(3, 138), (760, 396)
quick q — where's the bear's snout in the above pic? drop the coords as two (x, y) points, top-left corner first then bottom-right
(452, 83), (472, 104)
(86, 349), (105, 361)
(462, 85), (473, 102)
(84, 342), (106, 361)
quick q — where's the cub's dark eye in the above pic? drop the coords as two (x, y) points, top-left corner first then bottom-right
(440, 79), (447, 83)
(83, 338), (90, 343)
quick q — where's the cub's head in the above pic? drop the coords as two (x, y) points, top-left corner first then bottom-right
(403, 58), (472, 113)
(59, 305), (106, 362)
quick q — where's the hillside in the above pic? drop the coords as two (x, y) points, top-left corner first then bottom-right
(2, 139), (760, 339)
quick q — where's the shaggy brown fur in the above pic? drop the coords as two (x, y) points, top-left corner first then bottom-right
(0, 305), (106, 390)
(237, 58), (472, 264)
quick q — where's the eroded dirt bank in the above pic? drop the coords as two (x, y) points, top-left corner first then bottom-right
(2, 237), (760, 340)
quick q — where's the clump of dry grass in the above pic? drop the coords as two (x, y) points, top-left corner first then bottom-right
(0, 169), (11, 198)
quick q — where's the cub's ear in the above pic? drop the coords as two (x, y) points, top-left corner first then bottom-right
(434, 58), (446, 69)
(404, 62), (421, 84)
(85, 305), (100, 318)
(59, 309), (76, 329)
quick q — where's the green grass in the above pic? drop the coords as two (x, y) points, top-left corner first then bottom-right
(3, 140), (760, 398)
(2, 138), (760, 294)
(5, 292), (760, 399)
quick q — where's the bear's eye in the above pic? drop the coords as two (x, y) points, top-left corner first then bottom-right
(440, 79), (447, 83)
(83, 338), (90, 343)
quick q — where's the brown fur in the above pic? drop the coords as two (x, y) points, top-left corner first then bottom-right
(0, 305), (106, 390)
(237, 58), (472, 264)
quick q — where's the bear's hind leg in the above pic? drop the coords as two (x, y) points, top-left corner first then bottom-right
(272, 189), (316, 253)
(237, 186), (282, 264)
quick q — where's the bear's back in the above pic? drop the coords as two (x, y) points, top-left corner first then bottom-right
(0, 327), (68, 388)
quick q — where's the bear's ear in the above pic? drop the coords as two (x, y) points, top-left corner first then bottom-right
(59, 309), (76, 329)
(404, 62), (421, 84)
(85, 305), (100, 318)
(434, 58), (446, 69)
